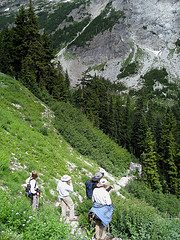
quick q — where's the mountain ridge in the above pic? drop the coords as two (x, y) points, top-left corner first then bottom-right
(1, 0), (179, 89)
(56, 0), (179, 88)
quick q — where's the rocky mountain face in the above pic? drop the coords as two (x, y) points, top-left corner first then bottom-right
(1, 0), (179, 89)
(57, 0), (180, 89)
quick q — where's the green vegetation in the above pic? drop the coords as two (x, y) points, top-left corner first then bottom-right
(126, 181), (180, 218)
(39, 1), (85, 33)
(175, 39), (180, 47)
(73, 76), (179, 195)
(51, 101), (132, 176)
(0, 190), (71, 240)
(112, 197), (179, 240)
(0, 74), (95, 239)
(0, 14), (15, 29)
(77, 194), (180, 239)
(71, 3), (124, 47)
(0, 66), (179, 240)
(51, 17), (90, 49)
(117, 61), (139, 79)
(86, 62), (107, 72)
(0, 3), (69, 101)
(0, 3), (179, 239)
(175, 39), (180, 53)
(140, 68), (180, 98)
(142, 68), (169, 87)
(0, 72), (131, 239)
(117, 50), (140, 79)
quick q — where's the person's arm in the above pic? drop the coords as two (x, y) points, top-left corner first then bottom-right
(92, 194), (95, 202)
(57, 181), (60, 192)
(66, 180), (73, 192)
(105, 191), (112, 205)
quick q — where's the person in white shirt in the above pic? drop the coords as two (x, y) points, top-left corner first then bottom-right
(25, 171), (40, 210)
(92, 184), (112, 206)
(91, 178), (113, 240)
(57, 175), (77, 221)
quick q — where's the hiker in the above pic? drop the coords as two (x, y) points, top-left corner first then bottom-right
(57, 175), (77, 221)
(85, 171), (104, 199)
(25, 171), (40, 211)
(89, 178), (114, 240)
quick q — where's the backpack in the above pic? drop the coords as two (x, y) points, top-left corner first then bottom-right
(85, 180), (97, 199)
(25, 178), (36, 198)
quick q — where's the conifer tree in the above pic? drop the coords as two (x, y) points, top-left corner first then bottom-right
(142, 128), (162, 191)
(12, 6), (31, 75)
(122, 95), (133, 152)
(132, 96), (148, 158)
(96, 78), (110, 133)
(115, 96), (125, 146)
(59, 70), (70, 101)
(0, 29), (14, 75)
(10, 1), (68, 100)
(158, 109), (178, 195)
(106, 96), (117, 140)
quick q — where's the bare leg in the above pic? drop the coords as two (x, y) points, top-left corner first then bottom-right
(100, 224), (107, 239)
(95, 220), (107, 240)
(95, 220), (102, 239)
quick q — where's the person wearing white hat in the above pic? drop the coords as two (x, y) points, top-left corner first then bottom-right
(57, 175), (77, 221)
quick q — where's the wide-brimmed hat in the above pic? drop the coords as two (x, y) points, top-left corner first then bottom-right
(97, 178), (109, 187)
(61, 175), (71, 182)
(92, 172), (104, 181)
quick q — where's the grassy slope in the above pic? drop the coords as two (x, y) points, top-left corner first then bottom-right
(0, 73), (101, 239)
(0, 72), (132, 196)
(0, 73), (179, 240)
(0, 73), (101, 200)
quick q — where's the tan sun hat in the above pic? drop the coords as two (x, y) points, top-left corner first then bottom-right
(61, 175), (71, 182)
(97, 178), (109, 187)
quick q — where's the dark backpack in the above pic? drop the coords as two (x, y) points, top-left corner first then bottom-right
(85, 180), (97, 199)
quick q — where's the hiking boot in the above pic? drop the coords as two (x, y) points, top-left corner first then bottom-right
(69, 216), (78, 221)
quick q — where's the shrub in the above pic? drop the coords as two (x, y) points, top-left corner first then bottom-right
(126, 180), (180, 217)
(51, 101), (132, 176)
(111, 197), (179, 240)
(0, 190), (70, 239)
(0, 151), (9, 174)
(118, 62), (139, 79)
(23, 205), (70, 240)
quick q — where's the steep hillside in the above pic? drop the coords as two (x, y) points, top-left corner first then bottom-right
(0, 74), (179, 239)
(0, 72), (99, 239)
(0, 72), (131, 239)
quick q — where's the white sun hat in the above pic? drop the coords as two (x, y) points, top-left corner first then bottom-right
(61, 175), (71, 182)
